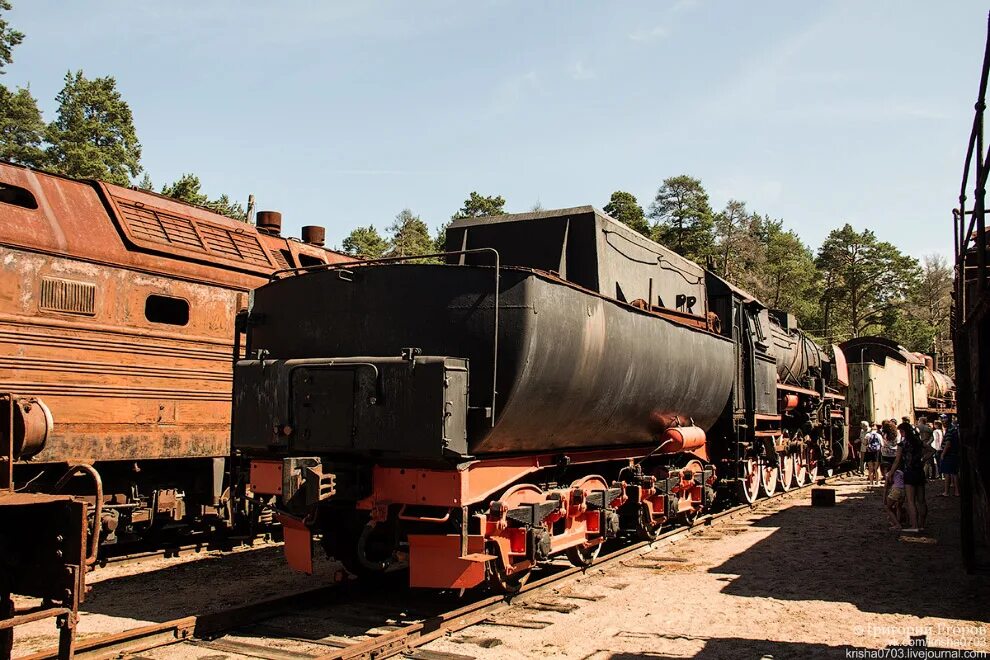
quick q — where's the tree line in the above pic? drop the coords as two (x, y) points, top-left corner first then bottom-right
(341, 176), (951, 369)
(0, 3), (951, 366)
(0, 2), (244, 218)
(602, 176), (950, 364)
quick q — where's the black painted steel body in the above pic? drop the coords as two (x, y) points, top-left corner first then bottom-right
(234, 264), (735, 461)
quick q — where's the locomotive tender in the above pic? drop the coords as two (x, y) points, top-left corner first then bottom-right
(235, 206), (849, 591)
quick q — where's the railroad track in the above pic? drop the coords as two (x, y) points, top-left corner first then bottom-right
(20, 475), (846, 660)
(94, 535), (280, 571)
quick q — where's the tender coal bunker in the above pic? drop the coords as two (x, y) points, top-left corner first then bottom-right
(0, 182), (39, 209)
(145, 294), (189, 326)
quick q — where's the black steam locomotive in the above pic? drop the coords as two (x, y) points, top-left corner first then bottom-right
(232, 206), (847, 591)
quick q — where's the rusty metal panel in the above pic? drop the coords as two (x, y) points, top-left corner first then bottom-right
(0, 162), (350, 466)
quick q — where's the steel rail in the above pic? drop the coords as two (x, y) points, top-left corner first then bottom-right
(18, 474), (845, 660)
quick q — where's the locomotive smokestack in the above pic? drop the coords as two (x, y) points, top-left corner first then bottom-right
(256, 211), (282, 236)
(301, 225), (325, 246)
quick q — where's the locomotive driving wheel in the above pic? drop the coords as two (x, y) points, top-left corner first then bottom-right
(793, 445), (808, 486)
(737, 457), (761, 504)
(759, 452), (779, 498)
(805, 443), (820, 483)
(778, 450), (794, 491)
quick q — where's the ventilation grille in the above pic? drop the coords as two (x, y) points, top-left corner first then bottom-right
(40, 277), (96, 315)
(269, 249), (291, 270)
(120, 202), (206, 250)
(113, 196), (273, 268)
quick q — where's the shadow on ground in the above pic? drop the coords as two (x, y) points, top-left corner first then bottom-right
(608, 636), (982, 660)
(709, 484), (987, 621)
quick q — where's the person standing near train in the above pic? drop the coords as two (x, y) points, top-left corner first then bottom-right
(888, 421), (928, 532)
(864, 423), (883, 485)
(917, 416), (936, 480)
(931, 419), (945, 479)
(857, 420), (871, 475)
(879, 420), (899, 480)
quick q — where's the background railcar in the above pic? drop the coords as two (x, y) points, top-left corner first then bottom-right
(840, 336), (956, 427)
(0, 161), (348, 550)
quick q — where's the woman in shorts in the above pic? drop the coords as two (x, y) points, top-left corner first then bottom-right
(889, 422), (927, 532)
(885, 469), (905, 530)
(864, 423), (883, 485)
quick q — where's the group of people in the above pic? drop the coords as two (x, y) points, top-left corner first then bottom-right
(857, 414), (960, 533)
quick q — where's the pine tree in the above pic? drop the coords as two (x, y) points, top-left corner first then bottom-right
(387, 209), (434, 260)
(0, 84), (45, 166)
(648, 175), (715, 262)
(452, 192), (506, 219)
(342, 225), (389, 258)
(604, 191), (649, 237)
(45, 70), (143, 185)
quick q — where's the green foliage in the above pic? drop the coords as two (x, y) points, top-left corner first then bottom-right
(161, 173), (208, 206)
(45, 70), (142, 186)
(893, 254), (953, 365)
(648, 175), (715, 262)
(342, 225), (389, 259)
(387, 209), (434, 260)
(0, 0), (23, 75)
(604, 191), (649, 237)
(713, 200), (761, 280)
(814, 223), (921, 342)
(752, 218), (820, 324)
(452, 191), (506, 220)
(160, 173), (245, 221)
(0, 83), (45, 166)
(206, 193), (245, 221)
(432, 222), (450, 254)
(136, 172), (154, 191)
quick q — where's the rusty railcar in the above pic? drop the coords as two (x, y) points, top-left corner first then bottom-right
(0, 162), (348, 537)
(233, 206), (848, 592)
(0, 161), (347, 655)
(841, 336), (956, 428)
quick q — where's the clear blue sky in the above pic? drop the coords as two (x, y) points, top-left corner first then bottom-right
(6, 1), (986, 259)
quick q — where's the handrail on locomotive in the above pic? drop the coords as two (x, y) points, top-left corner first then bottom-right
(263, 246), (502, 426)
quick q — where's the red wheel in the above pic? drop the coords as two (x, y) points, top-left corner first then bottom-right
(498, 483), (545, 508)
(486, 484), (543, 593)
(778, 451), (794, 491)
(760, 454), (779, 498)
(738, 457), (760, 504)
(566, 476), (609, 567)
(793, 451), (808, 486)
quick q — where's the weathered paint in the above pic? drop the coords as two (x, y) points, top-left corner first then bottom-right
(0, 161), (349, 465)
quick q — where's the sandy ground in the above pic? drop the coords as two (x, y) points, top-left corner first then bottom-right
(10, 541), (344, 655)
(423, 476), (989, 659)
(10, 476), (988, 659)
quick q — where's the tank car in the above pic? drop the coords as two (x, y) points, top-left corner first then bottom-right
(840, 336), (955, 428)
(233, 206), (848, 591)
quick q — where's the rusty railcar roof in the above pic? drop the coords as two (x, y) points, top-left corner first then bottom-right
(0, 161), (348, 289)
